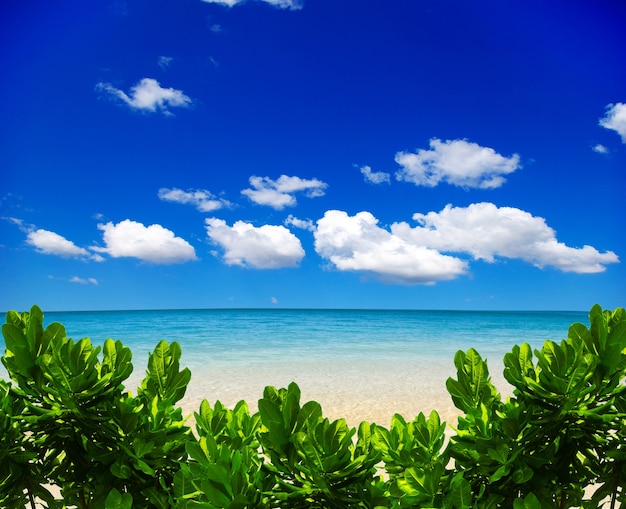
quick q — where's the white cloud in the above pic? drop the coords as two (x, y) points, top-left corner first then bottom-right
(201, 0), (303, 9)
(313, 204), (619, 285)
(314, 210), (468, 285)
(92, 219), (197, 264)
(26, 229), (99, 260)
(69, 276), (99, 285)
(206, 218), (305, 268)
(285, 215), (316, 232)
(592, 144), (608, 154)
(96, 78), (191, 114)
(392, 202), (619, 273)
(158, 187), (232, 212)
(241, 174), (327, 210)
(599, 102), (626, 143)
(360, 165), (390, 185)
(395, 138), (521, 189)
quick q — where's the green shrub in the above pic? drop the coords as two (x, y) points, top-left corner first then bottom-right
(1, 304), (624, 508)
(1, 305), (192, 508)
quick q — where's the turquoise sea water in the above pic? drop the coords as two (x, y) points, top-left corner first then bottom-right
(0, 308), (590, 423)
(3, 308), (586, 365)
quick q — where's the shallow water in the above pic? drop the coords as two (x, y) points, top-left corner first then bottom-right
(1, 308), (588, 426)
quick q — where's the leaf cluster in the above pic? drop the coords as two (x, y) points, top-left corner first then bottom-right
(1, 306), (192, 509)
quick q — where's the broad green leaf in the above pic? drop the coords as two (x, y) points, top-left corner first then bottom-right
(449, 472), (472, 509)
(295, 432), (324, 470)
(105, 488), (133, 509)
(569, 323), (595, 355)
(282, 385), (301, 432)
(202, 463), (234, 498)
(174, 469), (203, 499)
(398, 467), (431, 497)
(148, 340), (171, 398)
(2, 323), (36, 376)
(258, 397), (283, 428)
(513, 491), (541, 509)
(43, 322), (65, 353)
(590, 304), (608, 352)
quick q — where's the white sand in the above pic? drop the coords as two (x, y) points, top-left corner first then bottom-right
(168, 359), (514, 429)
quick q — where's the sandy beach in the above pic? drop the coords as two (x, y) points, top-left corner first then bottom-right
(168, 359), (514, 430)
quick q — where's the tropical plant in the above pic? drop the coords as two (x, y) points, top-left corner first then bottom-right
(1, 305), (192, 509)
(446, 304), (626, 508)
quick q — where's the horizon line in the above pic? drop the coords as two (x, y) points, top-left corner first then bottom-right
(6, 306), (591, 314)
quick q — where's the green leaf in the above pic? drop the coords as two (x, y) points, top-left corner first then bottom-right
(148, 340), (170, 398)
(105, 488), (133, 509)
(111, 460), (133, 479)
(513, 491), (541, 509)
(448, 472), (472, 509)
(174, 468), (200, 499)
(201, 464), (234, 504)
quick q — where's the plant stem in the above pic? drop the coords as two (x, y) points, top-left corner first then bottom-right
(25, 476), (36, 509)
(610, 486), (617, 509)
(27, 488), (36, 509)
(79, 488), (88, 509)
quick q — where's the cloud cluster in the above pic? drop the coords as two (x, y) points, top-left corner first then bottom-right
(92, 220), (197, 264)
(241, 175), (327, 209)
(201, 0), (303, 9)
(206, 218), (304, 268)
(599, 102), (626, 143)
(96, 78), (191, 114)
(312, 204), (618, 285)
(158, 188), (232, 212)
(19, 103), (619, 286)
(395, 138), (521, 189)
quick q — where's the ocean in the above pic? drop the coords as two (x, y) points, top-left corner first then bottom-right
(0, 308), (589, 426)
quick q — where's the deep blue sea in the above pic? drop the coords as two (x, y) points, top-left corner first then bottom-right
(0, 309), (590, 424)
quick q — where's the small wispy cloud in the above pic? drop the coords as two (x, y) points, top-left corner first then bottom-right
(200, 0), (303, 9)
(96, 78), (192, 115)
(592, 144), (608, 154)
(285, 215), (316, 232)
(360, 165), (390, 185)
(158, 56), (174, 70)
(69, 276), (99, 285)
(158, 187), (232, 212)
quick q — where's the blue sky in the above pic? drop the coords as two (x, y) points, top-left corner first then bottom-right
(1, 0), (625, 312)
